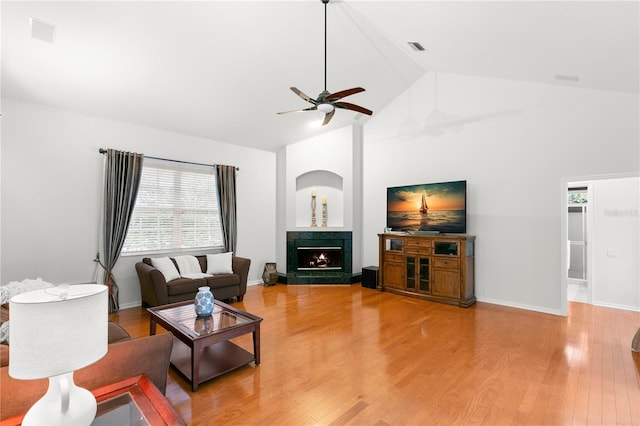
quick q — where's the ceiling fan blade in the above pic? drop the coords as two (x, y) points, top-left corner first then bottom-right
(334, 101), (373, 116)
(325, 87), (365, 101)
(277, 106), (318, 115)
(290, 87), (316, 104)
(322, 109), (336, 126)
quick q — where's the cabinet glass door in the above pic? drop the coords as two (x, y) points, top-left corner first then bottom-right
(418, 258), (429, 292)
(406, 257), (416, 289)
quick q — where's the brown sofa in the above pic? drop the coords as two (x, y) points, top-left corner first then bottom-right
(135, 255), (251, 307)
(0, 321), (173, 420)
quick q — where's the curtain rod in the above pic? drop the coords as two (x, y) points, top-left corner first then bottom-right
(98, 148), (238, 170)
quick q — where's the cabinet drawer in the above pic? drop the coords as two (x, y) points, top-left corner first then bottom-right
(384, 252), (404, 262)
(406, 247), (432, 256)
(406, 240), (432, 249)
(433, 258), (460, 269)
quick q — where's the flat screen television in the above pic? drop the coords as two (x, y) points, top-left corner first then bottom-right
(386, 180), (467, 234)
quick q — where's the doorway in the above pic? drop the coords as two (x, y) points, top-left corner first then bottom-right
(567, 185), (590, 303)
(562, 173), (640, 314)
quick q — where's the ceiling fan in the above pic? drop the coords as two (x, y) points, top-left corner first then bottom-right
(278, 0), (373, 126)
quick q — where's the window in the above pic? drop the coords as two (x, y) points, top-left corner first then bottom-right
(122, 159), (224, 255)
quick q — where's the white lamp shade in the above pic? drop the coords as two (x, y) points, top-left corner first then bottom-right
(9, 284), (108, 380)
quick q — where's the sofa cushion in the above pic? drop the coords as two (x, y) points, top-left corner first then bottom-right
(0, 345), (8, 368)
(151, 257), (181, 282)
(166, 277), (207, 297)
(206, 252), (233, 274)
(205, 274), (240, 289)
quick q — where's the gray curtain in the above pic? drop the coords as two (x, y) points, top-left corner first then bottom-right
(216, 165), (237, 254)
(102, 149), (144, 312)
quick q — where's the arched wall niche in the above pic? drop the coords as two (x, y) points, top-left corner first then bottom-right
(295, 170), (344, 227)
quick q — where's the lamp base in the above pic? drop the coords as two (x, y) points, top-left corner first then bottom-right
(22, 372), (97, 426)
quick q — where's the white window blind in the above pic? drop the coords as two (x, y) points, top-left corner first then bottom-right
(122, 159), (224, 255)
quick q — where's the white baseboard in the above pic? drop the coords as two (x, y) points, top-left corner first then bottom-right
(475, 296), (566, 317)
(591, 300), (640, 312)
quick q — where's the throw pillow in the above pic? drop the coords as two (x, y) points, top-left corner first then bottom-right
(0, 321), (8, 345)
(206, 252), (233, 275)
(0, 277), (55, 344)
(175, 255), (211, 279)
(151, 257), (181, 282)
(0, 277), (55, 304)
(174, 255), (202, 276)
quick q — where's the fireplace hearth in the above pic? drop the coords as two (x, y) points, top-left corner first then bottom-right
(285, 231), (353, 284)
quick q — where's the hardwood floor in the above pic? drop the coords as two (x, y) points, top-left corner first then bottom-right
(110, 284), (640, 425)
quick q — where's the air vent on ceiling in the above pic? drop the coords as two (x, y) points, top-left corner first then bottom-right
(30, 17), (56, 44)
(408, 41), (426, 52)
(555, 74), (580, 82)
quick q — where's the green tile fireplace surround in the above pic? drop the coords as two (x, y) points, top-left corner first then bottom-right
(282, 231), (359, 284)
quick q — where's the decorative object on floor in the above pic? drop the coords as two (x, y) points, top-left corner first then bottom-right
(262, 263), (278, 286)
(632, 327), (640, 352)
(322, 195), (327, 227)
(9, 284), (108, 426)
(194, 286), (214, 317)
(277, 0), (372, 125)
(311, 189), (317, 227)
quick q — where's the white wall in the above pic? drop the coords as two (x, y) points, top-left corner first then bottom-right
(362, 72), (639, 315)
(591, 176), (640, 311)
(1, 98), (276, 308)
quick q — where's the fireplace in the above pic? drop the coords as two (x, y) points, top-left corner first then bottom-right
(285, 231), (353, 284)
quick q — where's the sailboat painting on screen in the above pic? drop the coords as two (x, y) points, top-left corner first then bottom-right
(419, 191), (428, 214)
(386, 180), (467, 234)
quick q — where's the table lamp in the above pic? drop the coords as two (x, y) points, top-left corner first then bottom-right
(9, 284), (108, 426)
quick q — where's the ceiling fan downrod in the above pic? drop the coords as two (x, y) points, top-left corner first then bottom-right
(323, 0), (329, 92)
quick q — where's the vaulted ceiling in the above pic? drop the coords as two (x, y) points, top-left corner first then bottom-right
(2, 1), (638, 152)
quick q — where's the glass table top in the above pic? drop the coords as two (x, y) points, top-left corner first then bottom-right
(93, 393), (149, 426)
(151, 302), (255, 338)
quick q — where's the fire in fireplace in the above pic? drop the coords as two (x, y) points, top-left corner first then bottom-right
(297, 246), (343, 271)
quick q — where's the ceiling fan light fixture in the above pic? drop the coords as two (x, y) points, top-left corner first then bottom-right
(317, 103), (334, 113)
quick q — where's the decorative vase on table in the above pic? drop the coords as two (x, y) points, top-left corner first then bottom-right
(194, 286), (214, 317)
(262, 263), (278, 286)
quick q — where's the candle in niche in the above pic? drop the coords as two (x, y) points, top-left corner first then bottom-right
(322, 196), (327, 204)
(311, 189), (317, 227)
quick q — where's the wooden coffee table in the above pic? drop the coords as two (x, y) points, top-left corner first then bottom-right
(148, 300), (262, 392)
